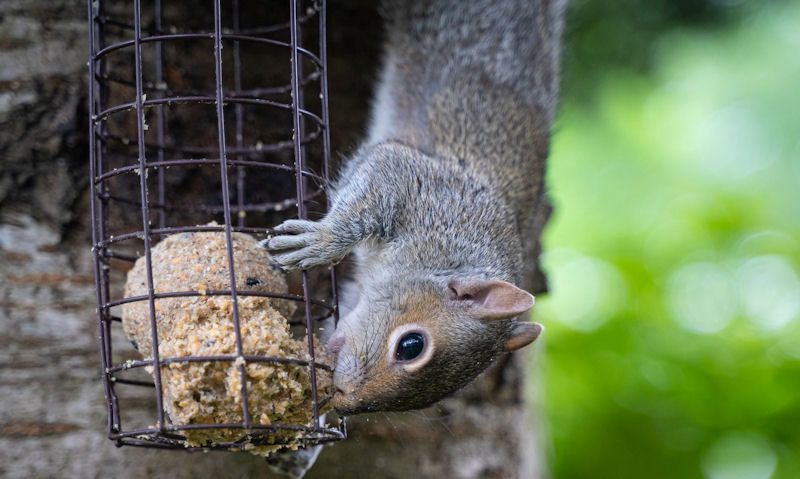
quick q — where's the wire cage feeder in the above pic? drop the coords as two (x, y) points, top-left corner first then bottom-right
(87, 0), (345, 451)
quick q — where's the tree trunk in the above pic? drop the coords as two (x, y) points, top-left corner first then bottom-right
(0, 1), (549, 477)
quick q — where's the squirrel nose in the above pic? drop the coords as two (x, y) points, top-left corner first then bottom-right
(331, 382), (359, 414)
(333, 376), (356, 397)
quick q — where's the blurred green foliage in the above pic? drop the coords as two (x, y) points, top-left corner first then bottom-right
(562, 0), (762, 98)
(539, 1), (800, 478)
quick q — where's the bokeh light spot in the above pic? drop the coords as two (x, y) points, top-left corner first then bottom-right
(702, 432), (777, 479)
(541, 249), (627, 332)
(668, 262), (736, 334)
(738, 255), (800, 331)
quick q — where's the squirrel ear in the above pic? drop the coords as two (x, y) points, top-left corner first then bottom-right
(448, 278), (535, 321)
(503, 322), (543, 352)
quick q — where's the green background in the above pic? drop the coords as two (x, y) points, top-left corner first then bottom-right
(539, 1), (800, 478)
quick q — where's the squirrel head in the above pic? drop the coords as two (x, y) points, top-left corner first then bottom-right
(328, 277), (542, 415)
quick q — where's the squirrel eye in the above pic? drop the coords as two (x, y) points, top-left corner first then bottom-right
(395, 332), (425, 362)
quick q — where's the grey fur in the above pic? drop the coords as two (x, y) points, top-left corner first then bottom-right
(267, 0), (565, 414)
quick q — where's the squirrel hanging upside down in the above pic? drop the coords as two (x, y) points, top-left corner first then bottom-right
(267, 0), (564, 416)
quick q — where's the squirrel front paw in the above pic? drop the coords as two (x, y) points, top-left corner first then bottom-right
(263, 219), (348, 270)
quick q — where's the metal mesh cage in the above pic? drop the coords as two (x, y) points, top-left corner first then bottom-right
(87, 0), (345, 451)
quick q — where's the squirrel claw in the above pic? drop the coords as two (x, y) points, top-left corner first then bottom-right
(265, 219), (344, 270)
(270, 248), (330, 271)
(266, 232), (315, 251)
(271, 219), (321, 235)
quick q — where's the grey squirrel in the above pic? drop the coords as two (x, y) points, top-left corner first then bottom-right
(267, 0), (564, 415)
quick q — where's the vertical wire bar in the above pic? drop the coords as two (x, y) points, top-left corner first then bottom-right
(319, 0), (344, 436)
(296, 6), (309, 215)
(154, 0), (167, 230)
(88, 0), (115, 439)
(212, 0), (251, 429)
(318, 0), (332, 187)
(318, 0), (340, 330)
(96, 0), (111, 342)
(290, 0), (320, 428)
(133, 0), (166, 433)
(233, 0), (246, 228)
(94, 0), (111, 378)
(96, 0), (122, 436)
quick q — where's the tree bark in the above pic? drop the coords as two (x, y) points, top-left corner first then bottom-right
(0, 1), (549, 477)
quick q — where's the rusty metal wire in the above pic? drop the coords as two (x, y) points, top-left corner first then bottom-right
(87, 0), (344, 451)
